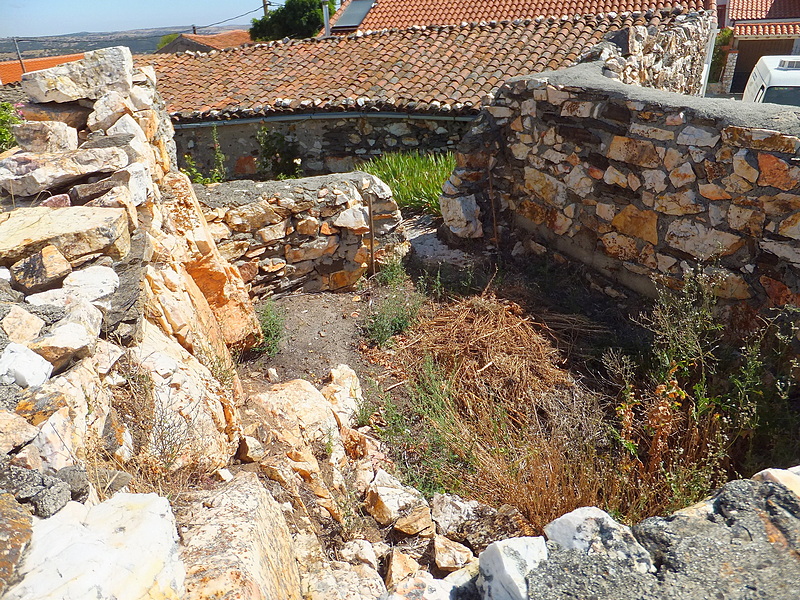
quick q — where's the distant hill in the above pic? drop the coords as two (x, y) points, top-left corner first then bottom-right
(0, 24), (248, 62)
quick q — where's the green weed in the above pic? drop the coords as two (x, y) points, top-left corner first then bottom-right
(363, 291), (423, 347)
(0, 102), (20, 152)
(253, 299), (285, 356)
(359, 151), (456, 215)
(182, 125), (227, 184)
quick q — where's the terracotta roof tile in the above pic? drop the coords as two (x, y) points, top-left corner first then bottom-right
(0, 53), (85, 85)
(727, 0), (800, 20)
(140, 13), (697, 122)
(179, 30), (253, 50)
(733, 20), (800, 34)
(330, 0), (713, 30)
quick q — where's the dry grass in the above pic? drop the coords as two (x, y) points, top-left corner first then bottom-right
(382, 293), (731, 531)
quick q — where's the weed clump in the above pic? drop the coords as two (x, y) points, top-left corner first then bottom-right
(253, 299), (285, 356)
(359, 151), (455, 215)
(363, 292), (423, 348)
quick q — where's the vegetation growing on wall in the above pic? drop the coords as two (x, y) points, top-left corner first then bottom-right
(360, 151), (456, 215)
(0, 102), (20, 152)
(256, 127), (303, 180)
(182, 125), (227, 184)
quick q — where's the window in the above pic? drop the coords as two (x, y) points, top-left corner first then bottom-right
(763, 86), (800, 107)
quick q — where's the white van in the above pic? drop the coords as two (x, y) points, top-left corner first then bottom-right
(742, 55), (800, 107)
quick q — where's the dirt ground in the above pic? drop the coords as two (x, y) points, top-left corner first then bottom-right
(239, 288), (404, 398)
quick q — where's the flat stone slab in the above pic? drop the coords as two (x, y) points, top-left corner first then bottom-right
(0, 207), (129, 266)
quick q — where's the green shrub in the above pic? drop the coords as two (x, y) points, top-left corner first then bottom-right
(0, 102), (20, 152)
(374, 255), (407, 288)
(253, 299), (285, 356)
(363, 291), (422, 347)
(360, 151), (456, 215)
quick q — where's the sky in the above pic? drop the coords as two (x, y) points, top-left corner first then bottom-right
(0, 0), (271, 38)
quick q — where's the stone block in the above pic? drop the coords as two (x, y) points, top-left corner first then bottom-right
(11, 121), (78, 153)
(0, 343), (53, 388)
(20, 46), (134, 103)
(1, 305), (45, 344)
(10, 244), (72, 293)
(477, 537), (548, 600)
(611, 205), (659, 244)
(0, 147), (129, 197)
(665, 220), (743, 260)
(606, 136), (661, 168)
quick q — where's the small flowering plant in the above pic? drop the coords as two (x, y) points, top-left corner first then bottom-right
(0, 101), (21, 152)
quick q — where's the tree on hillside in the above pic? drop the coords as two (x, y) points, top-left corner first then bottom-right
(157, 33), (180, 49)
(250, 0), (336, 41)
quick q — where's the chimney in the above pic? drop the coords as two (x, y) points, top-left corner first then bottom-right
(321, 1), (331, 37)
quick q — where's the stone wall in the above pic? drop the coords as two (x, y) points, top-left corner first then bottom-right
(596, 11), (715, 96)
(176, 115), (472, 177)
(193, 174), (402, 295)
(0, 46), (261, 501)
(441, 57), (800, 310)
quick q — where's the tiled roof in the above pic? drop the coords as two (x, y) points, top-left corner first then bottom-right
(727, 0), (800, 20)
(142, 12), (692, 122)
(733, 20), (800, 34)
(0, 53), (84, 85)
(330, 0), (714, 30)
(180, 30), (253, 50)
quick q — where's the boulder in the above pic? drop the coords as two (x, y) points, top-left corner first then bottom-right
(385, 548), (421, 589)
(364, 468), (427, 525)
(751, 467), (800, 498)
(27, 265), (120, 314)
(3, 493), (185, 600)
(320, 364), (363, 428)
(18, 102), (92, 130)
(0, 343), (53, 388)
(11, 121), (78, 153)
(339, 539), (379, 570)
(0, 492), (33, 597)
(0, 457), (71, 518)
(385, 571), (454, 600)
(87, 90), (135, 132)
(434, 534), (474, 572)
(20, 46), (134, 103)
(0, 410), (39, 454)
(180, 471), (301, 600)
(544, 506), (655, 574)
(0, 147), (129, 197)
(394, 504), (436, 537)
(1, 305), (45, 344)
(432, 493), (481, 537)
(303, 561), (386, 600)
(0, 207), (129, 266)
(477, 537), (548, 600)
(9, 244), (73, 294)
(28, 321), (96, 372)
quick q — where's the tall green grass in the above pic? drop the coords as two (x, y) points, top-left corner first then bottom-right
(360, 151), (456, 215)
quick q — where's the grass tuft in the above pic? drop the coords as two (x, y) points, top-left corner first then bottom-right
(359, 151), (456, 215)
(253, 299), (285, 356)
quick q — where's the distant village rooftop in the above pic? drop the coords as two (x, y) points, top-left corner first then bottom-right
(144, 10), (700, 122)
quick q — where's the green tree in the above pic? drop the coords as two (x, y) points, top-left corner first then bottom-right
(157, 33), (179, 50)
(250, 0), (336, 41)
(0, 102), (20, 152)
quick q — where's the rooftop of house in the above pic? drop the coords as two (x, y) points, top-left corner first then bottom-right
(727, 0), (800, 21)
(732, 20), (800, 35)
(0, 53), (85, 85)
(142, 10), (695, 122)
(173, 29), (253, 50)
(329, 0), (714, 31)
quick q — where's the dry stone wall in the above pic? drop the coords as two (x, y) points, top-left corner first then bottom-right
(193, 174), (402, 296)
(441, 55), (800, 312)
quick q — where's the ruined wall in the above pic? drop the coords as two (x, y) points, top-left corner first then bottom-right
(441, 58), (800, 309)
(175, 115), (471, 177)
(597, 11), (715, 96)
(0, 47), (261, 492)
(193, 173), (401, 295)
